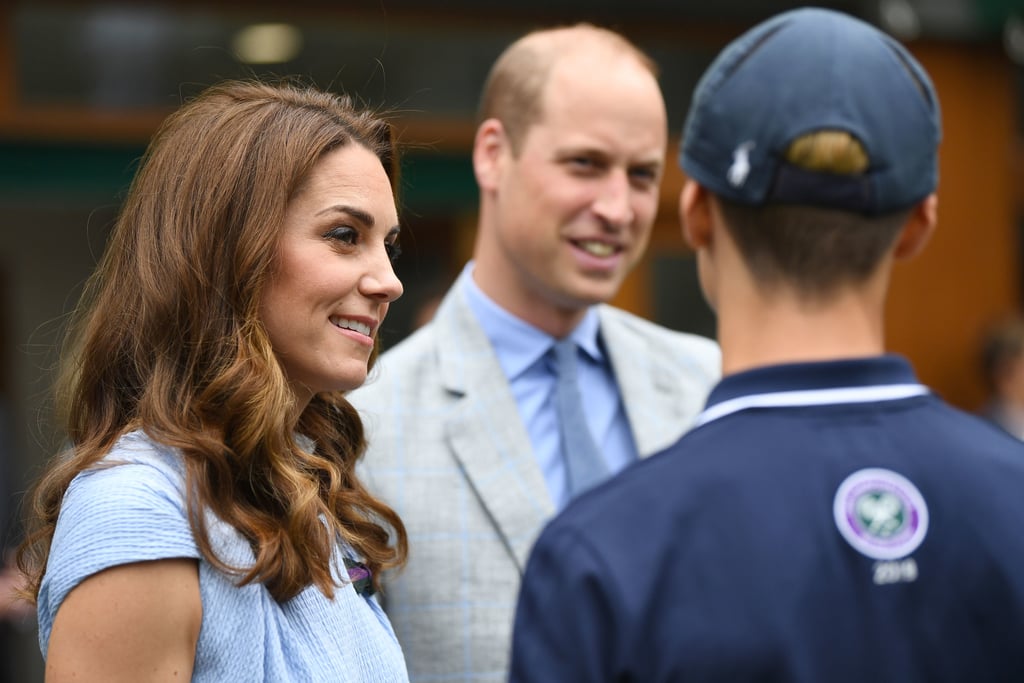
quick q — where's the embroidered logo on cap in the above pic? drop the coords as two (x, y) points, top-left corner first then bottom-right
(727, 141), (756, 187)
(833, 468), (928, 561)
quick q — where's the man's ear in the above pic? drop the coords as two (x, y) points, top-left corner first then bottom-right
(893, 193), (938, 261)
(472, 118), (507, 192)
(680, 180), (713, 251)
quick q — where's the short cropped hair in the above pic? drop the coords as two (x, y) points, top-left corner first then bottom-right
(478, 23), (657, 153)
(717, 130), (911, 298)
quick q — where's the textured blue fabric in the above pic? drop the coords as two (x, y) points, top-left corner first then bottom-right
(552, 338), (608, 497)
(511, 357), (1024, 682)
(38, 430), (408, 682)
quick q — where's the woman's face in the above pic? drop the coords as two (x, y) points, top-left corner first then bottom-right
(261, 143), (403, 406)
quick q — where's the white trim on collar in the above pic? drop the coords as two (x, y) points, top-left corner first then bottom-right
(693, 384), (930, 429)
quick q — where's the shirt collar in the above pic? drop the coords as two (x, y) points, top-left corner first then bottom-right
(460, 261), (604, 380)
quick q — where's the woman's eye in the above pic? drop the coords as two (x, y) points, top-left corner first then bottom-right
(325, 226), (357, 245)
(385, 241), (402, 263)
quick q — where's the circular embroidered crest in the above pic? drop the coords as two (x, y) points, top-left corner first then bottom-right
(833, 468), (928, 560)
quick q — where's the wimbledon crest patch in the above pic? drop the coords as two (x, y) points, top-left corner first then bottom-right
(833, 468), (929, 560)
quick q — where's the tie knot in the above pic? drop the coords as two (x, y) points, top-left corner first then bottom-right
(552, 339), (579, 379)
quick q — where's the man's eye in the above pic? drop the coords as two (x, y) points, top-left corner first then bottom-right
(385, 241), (402, 262)
(568, 157), (597, 169)
(629, 168), (660, 189)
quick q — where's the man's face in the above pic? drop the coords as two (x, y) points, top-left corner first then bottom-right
(478, 52), (667, 327)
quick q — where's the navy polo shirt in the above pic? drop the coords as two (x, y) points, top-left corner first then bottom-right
(510, 355), (1024, 683)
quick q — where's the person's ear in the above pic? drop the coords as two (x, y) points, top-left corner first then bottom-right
(680, 180), (713, 251)
(893, 193), (938, 261)
(472, 118), (508, 192)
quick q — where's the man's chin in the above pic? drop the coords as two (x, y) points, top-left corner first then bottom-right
(560, 282), (623, 309)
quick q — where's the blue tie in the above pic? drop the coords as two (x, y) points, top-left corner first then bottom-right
(552, 339), (609, 498)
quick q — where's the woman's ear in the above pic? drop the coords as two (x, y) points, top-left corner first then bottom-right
(680, 180), (713, 251)
(893, 193), (938, 261)
(472, 118), (507, 192)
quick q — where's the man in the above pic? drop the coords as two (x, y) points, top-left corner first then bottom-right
(347, 23), (720, 681)
(978, 315), (1024, 439)
(510, 8), (1024, 681)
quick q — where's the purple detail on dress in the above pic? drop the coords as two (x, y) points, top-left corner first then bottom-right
(343, 557), (375, 597)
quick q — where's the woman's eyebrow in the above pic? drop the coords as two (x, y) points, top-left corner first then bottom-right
(316, 204), (375, 227)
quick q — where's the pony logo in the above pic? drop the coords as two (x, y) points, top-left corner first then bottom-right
(727, 141), (756, 187)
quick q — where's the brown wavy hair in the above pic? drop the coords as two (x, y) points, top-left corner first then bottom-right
(17, 79), (407, 602)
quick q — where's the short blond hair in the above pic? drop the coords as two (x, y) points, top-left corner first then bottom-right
(785, 130), (869, 174)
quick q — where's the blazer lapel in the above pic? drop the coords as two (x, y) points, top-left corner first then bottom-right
(435, 285), (555, 571)
(599, 306), (708, 457)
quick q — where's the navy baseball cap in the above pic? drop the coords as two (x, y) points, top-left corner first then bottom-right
(680, 7), (941, 215)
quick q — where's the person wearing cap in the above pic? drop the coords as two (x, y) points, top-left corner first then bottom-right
(509, 7), (1024, 681)
(347, 22), (720, 681)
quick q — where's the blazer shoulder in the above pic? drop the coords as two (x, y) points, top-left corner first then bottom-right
(599, 306), (720, 365)
(349, 324), (441, 403)
(379, 323), (439, 367)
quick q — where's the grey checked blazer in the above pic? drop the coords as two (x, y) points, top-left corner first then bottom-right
(348, 275), (720, 682)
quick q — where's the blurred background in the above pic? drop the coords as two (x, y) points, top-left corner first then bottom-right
(1, 0), (1022, 678)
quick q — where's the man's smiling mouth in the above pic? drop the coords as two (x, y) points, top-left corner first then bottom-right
(573, 240), (617, 257)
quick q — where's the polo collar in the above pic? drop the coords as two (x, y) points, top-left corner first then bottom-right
(695, 355), (930, 428)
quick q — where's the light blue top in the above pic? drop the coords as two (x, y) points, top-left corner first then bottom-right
(461, 262), (638, 509)
(37, 429), (409, 683)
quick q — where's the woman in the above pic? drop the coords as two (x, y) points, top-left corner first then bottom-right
(17, 80), (409, 681)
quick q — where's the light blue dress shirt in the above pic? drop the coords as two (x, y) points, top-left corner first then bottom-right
(460, 262), (638, 509)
